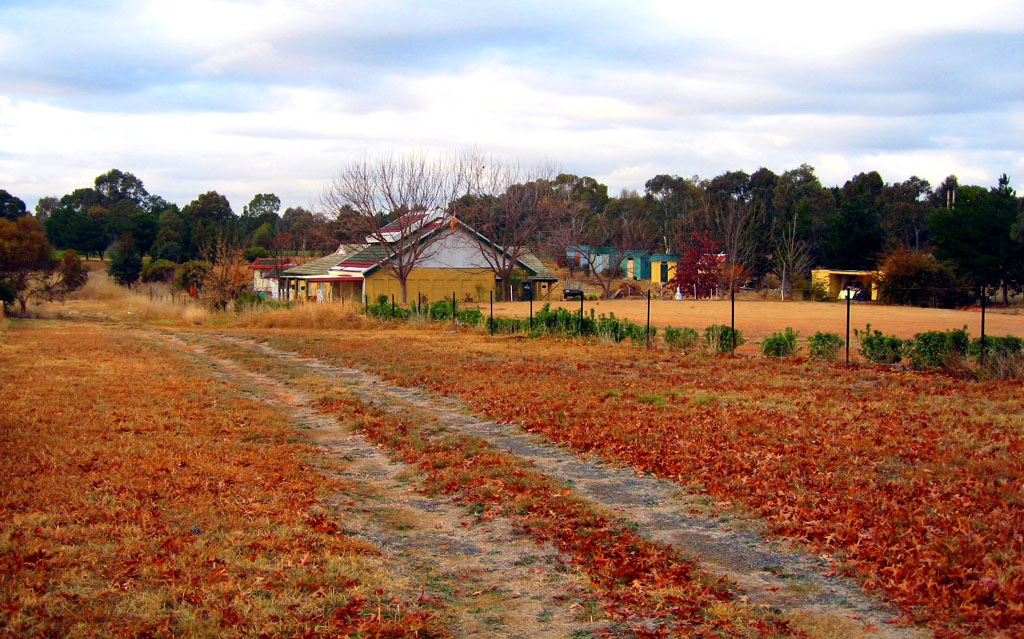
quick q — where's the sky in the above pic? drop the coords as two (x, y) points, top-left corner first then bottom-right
(1, 0), (1022, 212)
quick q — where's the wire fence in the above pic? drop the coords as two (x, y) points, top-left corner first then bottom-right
(347, 283), (1024, 379)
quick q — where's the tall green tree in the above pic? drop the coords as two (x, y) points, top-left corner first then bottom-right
(880, 176), (932, 251)
(107, 233), (143, 288)
(771, 164), (834, 267)
(644, 174), (710, 251)
(183, 192), (236, 259)
(34, 196), (59, 223)
(930, 175), (1023, 303)
(59, 187), (102, 214)
(822, 171), (886, 270)
(0, 190), (27, 221)
(94, 169), (150, 208)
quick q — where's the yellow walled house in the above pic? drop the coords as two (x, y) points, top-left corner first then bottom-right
(811, 268), (881, 301)
(649, 254), (680, 284)
(279, 219), (556, 304)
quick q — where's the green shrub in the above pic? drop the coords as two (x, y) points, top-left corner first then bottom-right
(242, 246), (269, 262)
(533, 303), (594, 336)
(234, 290), (265, 311)
(485, 315), (528, 333)
(595, 312), (628, 342)
(905, 327), (969, 371)
(968, 335), (1023, 359)
(141, 258), (177, 283)
(174, 260), (208, 291)
(760, 327), (800, 357)
(854, 324), (904, 364)
(970, 335), (1024, 380)
(624, 319), (654, 345)
(704, 324), (744, 354)
(663, 326), (700, 350)
(807, 331), (844, 361)
(365, 301), (411, 321)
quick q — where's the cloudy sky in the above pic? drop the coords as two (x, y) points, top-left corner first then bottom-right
(1, 0), (1022, 211)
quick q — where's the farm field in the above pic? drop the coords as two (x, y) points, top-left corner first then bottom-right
(489, 298), (1024, 356)
(3, 297), (1023, 638)
(0, 321), (449, 638)
(240, 325), (1023, 637)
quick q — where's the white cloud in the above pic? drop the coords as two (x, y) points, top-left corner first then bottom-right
(0, 0), (1021, 206)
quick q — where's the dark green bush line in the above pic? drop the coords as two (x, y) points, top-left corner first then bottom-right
(853, 324), (1021, 377)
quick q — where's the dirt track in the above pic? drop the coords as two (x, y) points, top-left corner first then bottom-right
(490, 298), (1024, 354)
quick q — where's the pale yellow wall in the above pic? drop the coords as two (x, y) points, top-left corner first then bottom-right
(366, 268), (497, 303)
(811, 269), (880, 300)
(810, 269), (831, 296)
(650, 260), (677, 284)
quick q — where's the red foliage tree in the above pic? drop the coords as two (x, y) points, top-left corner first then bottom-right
(669, 231), (724, 298)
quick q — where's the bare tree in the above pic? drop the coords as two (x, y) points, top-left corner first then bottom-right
(200, 230), (247, 311)
(320, 152), (470, 303)
(714, 198), (763, 293)
(455, 158), (559, 300)
(771, 209), (810, 301)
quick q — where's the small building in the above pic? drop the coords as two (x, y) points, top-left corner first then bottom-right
(248, 257), (298, 297)
(622, 250), (651, 281)
(566, 246), (650, 280)
(811, 269), (880, 301)
(649, 254), (680, 284)
(567, 245), (615, 275)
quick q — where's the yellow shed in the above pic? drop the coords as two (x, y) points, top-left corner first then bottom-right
(649, 254), (680, 284)
(811, 269), (880, 301)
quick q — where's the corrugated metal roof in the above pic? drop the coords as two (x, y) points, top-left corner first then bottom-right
(281, 253), (349, 277)
(517, 250), (558, 281)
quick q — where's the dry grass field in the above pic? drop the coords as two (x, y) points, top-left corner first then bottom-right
(490, 298), (1023, 355)
(3, 280), (1024, 638)
(0, 321), (445, 638)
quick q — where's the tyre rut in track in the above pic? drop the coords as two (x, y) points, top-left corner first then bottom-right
(155, 331), (610, 639)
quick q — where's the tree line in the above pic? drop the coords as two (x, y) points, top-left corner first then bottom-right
(3, 160), (1023, 308)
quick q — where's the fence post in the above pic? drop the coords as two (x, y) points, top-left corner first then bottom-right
(646, 290), (651, 347)
(529, 289), (533, 330)
(452, 291), (456, 327)
(391, 294), (395, 316)
(730, 282), (736, 354)
(980, 285), (987, 367)
(579, 294), (584, 336)
(845, 285), (851, 364)
(489, 290), (494, 334)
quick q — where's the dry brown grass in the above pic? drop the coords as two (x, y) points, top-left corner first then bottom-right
(48, 270), (212, 325)
(231, 301), (370, 330)
(0, 322), (446, 638)
(257, 327), (1024, 637)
